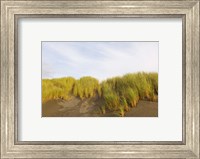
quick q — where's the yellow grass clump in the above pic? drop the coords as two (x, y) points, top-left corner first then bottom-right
(42, 77), (75, 103)
(73, 76), (100, 99)
(42, 72), (158, 116)
(100, 72), (158, 116)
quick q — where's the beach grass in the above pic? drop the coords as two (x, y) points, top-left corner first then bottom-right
(42, 77), (75, 103)
(42, 72), (158, 116)
(73, 76), (101, 99)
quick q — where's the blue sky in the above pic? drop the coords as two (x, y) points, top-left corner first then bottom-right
(42, 42), (158, 81)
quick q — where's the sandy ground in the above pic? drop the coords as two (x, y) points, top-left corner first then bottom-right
(125, 100), (158, 117)
(42, 97), (158, 117)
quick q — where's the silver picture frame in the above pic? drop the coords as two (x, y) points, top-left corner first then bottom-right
(1, 0), (199, 158)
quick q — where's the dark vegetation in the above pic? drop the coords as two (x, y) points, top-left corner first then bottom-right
(42, 72), (158, 117)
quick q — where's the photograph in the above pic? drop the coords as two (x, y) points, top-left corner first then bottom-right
(42, 41), (158, 117)
(2, 0), (200, 158)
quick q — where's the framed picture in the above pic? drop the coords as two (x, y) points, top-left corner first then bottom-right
(42, 41), (158, 117)
(1, 0), (199, 158)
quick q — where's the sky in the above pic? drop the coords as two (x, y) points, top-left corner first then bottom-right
(42, 42), (158, 81)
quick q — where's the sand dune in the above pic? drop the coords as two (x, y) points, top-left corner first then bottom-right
(42, 98), (158, 117)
